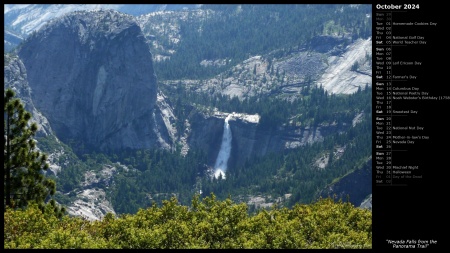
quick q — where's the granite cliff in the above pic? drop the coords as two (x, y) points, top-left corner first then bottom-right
(16, 10), (168, 152)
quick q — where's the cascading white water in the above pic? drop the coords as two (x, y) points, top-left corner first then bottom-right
(213, 114), (233, 179)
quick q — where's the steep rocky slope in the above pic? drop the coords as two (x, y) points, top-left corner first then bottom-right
(319, 157), (372, 207)
(4, 54), (53, 137)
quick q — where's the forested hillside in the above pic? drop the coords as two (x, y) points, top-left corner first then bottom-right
(139, 4), (372, 80)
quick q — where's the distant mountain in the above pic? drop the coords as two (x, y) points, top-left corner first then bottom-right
(4, 4), (201, 51)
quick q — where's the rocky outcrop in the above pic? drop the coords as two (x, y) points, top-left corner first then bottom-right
(359, 194), (372, 211)
(4, 54), (53, 137)
(17, 10), (167, 152)
(319, 157), (372, 207)
(317, 37), (372, 94)
(154, 92), (179, 150)
(65, 163), (126, 221)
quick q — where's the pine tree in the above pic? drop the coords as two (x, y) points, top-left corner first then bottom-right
(4, 88), (65, 217)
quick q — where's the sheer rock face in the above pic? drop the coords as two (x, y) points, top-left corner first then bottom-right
(17, 10), (163, 151)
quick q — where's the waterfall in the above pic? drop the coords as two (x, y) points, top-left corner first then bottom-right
(213, 114), (233, 179)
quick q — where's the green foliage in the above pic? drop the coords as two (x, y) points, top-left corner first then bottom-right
(4, 194), (371, 249)
(4, 88), (65, 217)
(4, 203), (109, 249)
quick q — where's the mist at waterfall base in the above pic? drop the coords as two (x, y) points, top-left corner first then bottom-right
(213, 114), (233, 179)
